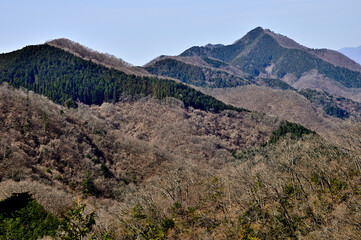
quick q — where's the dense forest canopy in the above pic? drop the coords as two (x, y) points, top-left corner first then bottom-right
(0, 44), (246, 113)
(145, 58), (250, 88)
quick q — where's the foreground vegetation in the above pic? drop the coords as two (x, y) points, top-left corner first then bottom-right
(0, 84), (360, 239)
(0, 193), (98, 240)
(113, 134), (360, 239)
(2, 133), (359, 239)
(0, 192), (59, 239)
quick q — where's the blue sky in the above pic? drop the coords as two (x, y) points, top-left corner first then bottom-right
(1, 0), (360, 66)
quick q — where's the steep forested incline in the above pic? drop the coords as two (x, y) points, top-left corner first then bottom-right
(145, 57), (250, 88)
(0, 44), (245, 113)
(2, 75), (360, 239)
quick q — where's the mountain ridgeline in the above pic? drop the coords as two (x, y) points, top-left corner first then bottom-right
(142, 26), (361, 119)
(0, 44), (245, 113)
(179, 27), (361, 88)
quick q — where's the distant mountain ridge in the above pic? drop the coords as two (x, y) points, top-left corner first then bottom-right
(179, 27), (361, 80)
(45, 30), (361, 101)
(146, 27), (361, 102)
(339, 45), (361, 65)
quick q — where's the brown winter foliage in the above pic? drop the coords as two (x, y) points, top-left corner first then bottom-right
(0, 84), (360, 239)
(46, 38), (151, 76)
(201, 85), (361, 142)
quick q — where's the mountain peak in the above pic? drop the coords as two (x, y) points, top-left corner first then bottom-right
(234, 26), (265, 44)
(234, 27), (307, 51)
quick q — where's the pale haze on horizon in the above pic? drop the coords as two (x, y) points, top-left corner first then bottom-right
(1, 0), (360, 66)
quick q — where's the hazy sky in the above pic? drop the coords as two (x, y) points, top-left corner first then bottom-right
(1, 0), (360, 66)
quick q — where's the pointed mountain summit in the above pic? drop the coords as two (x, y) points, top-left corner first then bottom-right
(147, 27), (361, 101)
(233, 26), (266, 45)
(180, 27), (361, 75)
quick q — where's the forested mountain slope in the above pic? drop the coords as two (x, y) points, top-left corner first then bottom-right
(0, 44), (244, 113)
(0, 83), (275, 196)
(1, 83), (360, 239)
(145, 56), (251, 88)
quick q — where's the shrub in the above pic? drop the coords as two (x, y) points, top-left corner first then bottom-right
(81, 171), (98, 196)
(0, 192), (60, 240)
(269, 121), (315, 144)
(58, 196), (96, 240)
